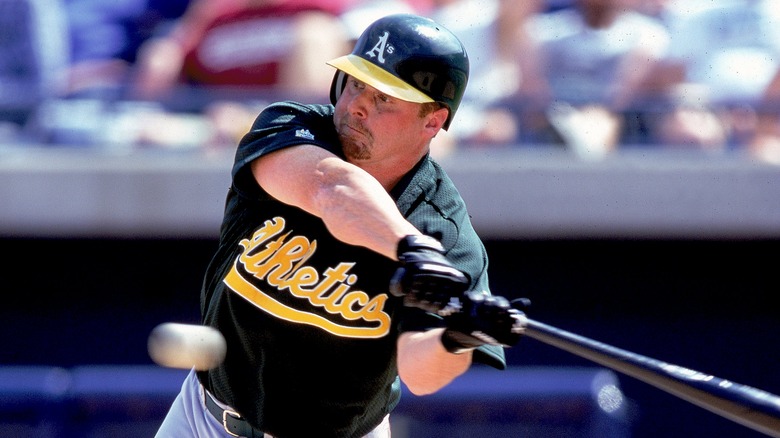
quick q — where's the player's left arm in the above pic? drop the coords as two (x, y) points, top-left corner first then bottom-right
(396, 328), (472, 395)
(391, 236), (525, 395)
(395, 292), (527, 396)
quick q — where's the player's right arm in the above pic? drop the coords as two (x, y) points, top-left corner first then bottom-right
(250, 144), (419, 260)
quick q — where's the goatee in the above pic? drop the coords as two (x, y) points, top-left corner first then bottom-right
(338, 120), (373, 160)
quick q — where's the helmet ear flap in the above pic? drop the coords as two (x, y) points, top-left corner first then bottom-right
(330, 70), (348, 105)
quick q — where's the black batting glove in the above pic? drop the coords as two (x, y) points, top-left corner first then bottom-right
(389, 235), (469, 314)
(440, 291), (528, 354)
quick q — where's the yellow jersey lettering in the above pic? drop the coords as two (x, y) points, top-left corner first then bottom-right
(320, 283), (351, 313)
(280, 266), (319, 294)
(225, 217), (391, 338)
(338, 290), (370, 320)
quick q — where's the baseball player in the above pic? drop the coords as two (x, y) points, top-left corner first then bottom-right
(156, 13), (525, 438)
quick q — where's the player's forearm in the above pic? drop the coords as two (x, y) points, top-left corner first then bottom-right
(312, 158), (419, 259)
(397, 329), (472, 396)
(252, 146), (419, 260)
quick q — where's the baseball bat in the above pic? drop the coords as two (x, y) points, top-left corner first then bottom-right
(522, 318), (780, 437)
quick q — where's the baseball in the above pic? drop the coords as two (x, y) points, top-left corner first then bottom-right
(148, 323), (227, 371)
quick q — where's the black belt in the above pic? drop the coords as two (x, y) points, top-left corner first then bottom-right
(204, 389), (267, 438)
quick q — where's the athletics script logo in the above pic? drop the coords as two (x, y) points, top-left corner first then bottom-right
(223, 217), (391, 338)
(364, 31), (393, 64)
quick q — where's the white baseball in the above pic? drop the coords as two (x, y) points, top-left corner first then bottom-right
(148, 323), (227, 371)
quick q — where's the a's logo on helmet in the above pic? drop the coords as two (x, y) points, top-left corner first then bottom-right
(364, 31), (392, 64)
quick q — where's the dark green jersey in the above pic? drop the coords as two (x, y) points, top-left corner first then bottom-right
(198, 101), (504, 437)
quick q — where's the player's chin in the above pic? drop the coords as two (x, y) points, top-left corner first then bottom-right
(338, 131), (372, 160)
(342, 138), (372, 161)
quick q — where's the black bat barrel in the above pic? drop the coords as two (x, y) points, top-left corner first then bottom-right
(524, 318), (780, 438)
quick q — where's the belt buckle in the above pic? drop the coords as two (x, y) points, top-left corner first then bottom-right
(222, 408), (243, 437)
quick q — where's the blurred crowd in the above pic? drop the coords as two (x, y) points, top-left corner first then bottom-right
(2, 0), (780, 163)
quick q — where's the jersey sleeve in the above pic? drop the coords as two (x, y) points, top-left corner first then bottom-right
(231, 101), (341, 199)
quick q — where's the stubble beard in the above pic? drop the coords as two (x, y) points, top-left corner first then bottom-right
(338, 119), (373, 161)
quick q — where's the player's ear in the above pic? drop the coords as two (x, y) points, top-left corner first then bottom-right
(424, 106), (449, 132)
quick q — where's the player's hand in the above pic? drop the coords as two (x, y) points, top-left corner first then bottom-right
(389, 235), (469, 313)
(440, 291), (528, 353)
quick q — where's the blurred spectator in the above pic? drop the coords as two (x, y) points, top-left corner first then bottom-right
(623, 0), (732, 151)
(130, 0), (353, 101)
(0, 0), (70, 139)
(429, 0), (542, 150)
(662, 0), (780, 107)
(123, 0), (354, 148)
(64, 0), (191, 98)
(508, 0), (670, 158)
(16, 0), (191, 146)
(637, 0), (780, 155)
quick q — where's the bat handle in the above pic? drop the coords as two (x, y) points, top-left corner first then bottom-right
(436, 296), (463, 317)
(438, 294), (532, 318)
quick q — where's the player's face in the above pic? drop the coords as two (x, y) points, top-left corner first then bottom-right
(333, 76), (439, 162)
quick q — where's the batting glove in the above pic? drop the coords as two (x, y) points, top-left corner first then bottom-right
(389, 235), (469, 314)
(440, 291), (528, 354)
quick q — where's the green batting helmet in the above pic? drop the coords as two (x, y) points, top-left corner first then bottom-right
(327, 14), (469, 130)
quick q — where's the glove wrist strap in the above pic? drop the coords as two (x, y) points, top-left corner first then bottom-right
(441, 329), (478, 354)
(397, 235), (445, 258)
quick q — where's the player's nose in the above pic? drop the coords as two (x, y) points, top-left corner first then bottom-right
(344, 89), (370, 119)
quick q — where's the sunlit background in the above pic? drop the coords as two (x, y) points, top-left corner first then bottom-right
(1, 0), (779, 437)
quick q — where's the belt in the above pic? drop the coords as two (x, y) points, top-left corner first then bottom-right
(204, 389), (267, 438)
